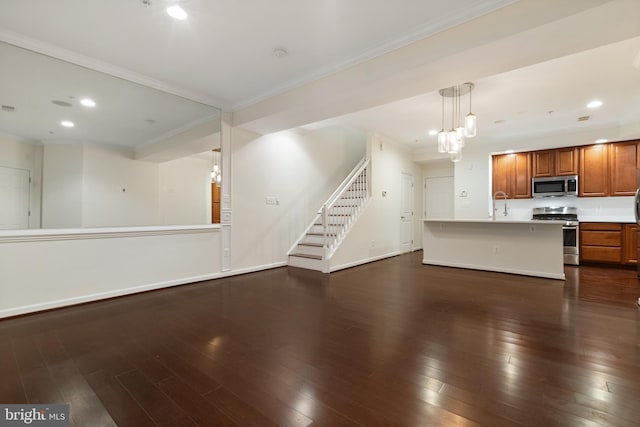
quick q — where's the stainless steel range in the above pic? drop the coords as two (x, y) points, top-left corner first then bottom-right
(532, 206), (579, 265)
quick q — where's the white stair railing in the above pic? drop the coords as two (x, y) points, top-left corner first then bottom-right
(288, 157), (370, 264)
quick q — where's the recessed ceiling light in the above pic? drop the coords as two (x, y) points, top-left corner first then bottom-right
(428, 129), (438, 136)
(80, 98), (96, 107)
(167, 5), (187, 20)
(61, 120), (74, 128)
(587, 100), (603, 109)
(595, 138), (608, 144)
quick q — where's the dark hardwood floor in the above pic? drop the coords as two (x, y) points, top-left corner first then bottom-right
(1, 251), (639, 426)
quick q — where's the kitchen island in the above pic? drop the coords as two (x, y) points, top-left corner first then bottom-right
(422, 219), (565, 280)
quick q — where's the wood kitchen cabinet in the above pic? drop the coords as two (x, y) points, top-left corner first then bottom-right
(580, 222), (622, 264)
(211, 183), (221, 224)
(490, 139), (638, 200)
(578, 144), (609, 197)
(623, 224), (638, 265)
(532, 147), (578, 177)
(492, 152), (531, 198)
(609, 141), (639, 196)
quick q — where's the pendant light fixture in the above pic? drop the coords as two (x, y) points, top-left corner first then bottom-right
(437, 95), (447, 153)
(464, 82), (477, 138)
(437, 82), (476, 162)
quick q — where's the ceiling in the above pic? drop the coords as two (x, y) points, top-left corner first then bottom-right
(305, 36), (640, 157)
(0, 0), (639, 160)
(0, 0), (516, 109)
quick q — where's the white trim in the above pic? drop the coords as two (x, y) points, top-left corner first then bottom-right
(0, 225), (220, 243)
(0, 261), (287, 319)
(330, 251), (402, 272)
(225, 262), (287, 277)
(400, 171), (414, 253)
(421, 259), (566, 280)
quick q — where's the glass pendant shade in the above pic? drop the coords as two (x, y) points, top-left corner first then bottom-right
(450, 151), (463, 162)
(465, 113), (477, 138)
(455, 126), (466, 148)
(447, 130), (458, 153)
(437, 130), (447, 153)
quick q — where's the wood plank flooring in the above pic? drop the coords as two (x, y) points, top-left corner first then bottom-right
(1, 251), (639, 426)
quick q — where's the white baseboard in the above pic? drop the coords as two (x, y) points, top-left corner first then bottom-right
(329, 251), (402, 272)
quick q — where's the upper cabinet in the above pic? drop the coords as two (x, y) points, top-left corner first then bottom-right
(491, 139), (639, 199)
(578, 140), (639, 197)
(609, 141), (639, 196)
(579, 144), (610, 197)
(532, 147), (578, 177)
(492, 152), (531, 199)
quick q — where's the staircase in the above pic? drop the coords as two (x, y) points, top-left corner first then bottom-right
(288, 158), (370, 272)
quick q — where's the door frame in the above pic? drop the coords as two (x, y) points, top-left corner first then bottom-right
(400, 171), (414, 253)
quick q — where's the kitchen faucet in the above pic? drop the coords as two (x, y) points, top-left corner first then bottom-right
(492, 191), (509, 220)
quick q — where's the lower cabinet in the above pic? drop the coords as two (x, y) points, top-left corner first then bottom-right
(580, 222), (637, 265)
(623, 224), (638, 265)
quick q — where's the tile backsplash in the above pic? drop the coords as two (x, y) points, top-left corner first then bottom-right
(497, 196), (635, 222)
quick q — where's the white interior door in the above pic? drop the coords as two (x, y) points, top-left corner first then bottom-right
(424, 176), (454, 219)
(400, 172), (413, 253)
(0, 166), (30, 229)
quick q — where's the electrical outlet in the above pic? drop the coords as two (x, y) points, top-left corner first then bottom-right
(265, 196), (278, 205)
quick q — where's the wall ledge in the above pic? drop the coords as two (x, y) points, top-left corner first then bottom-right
(0, 224), (221, 243)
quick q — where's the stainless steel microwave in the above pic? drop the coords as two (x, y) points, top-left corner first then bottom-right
(532, 175), (578, 197)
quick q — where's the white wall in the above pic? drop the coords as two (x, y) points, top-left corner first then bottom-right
(2, 145), (220, 319)
(0, 134), (43, 228)
(41, 144), (213, 228)
(0, 227), (221, 318)
(230, 126), (366, 271)
(159, 154), (212, 225)
(83, 145), (160, 227)
(330, 133), (424, 270)
(42, 144), (84, 228)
